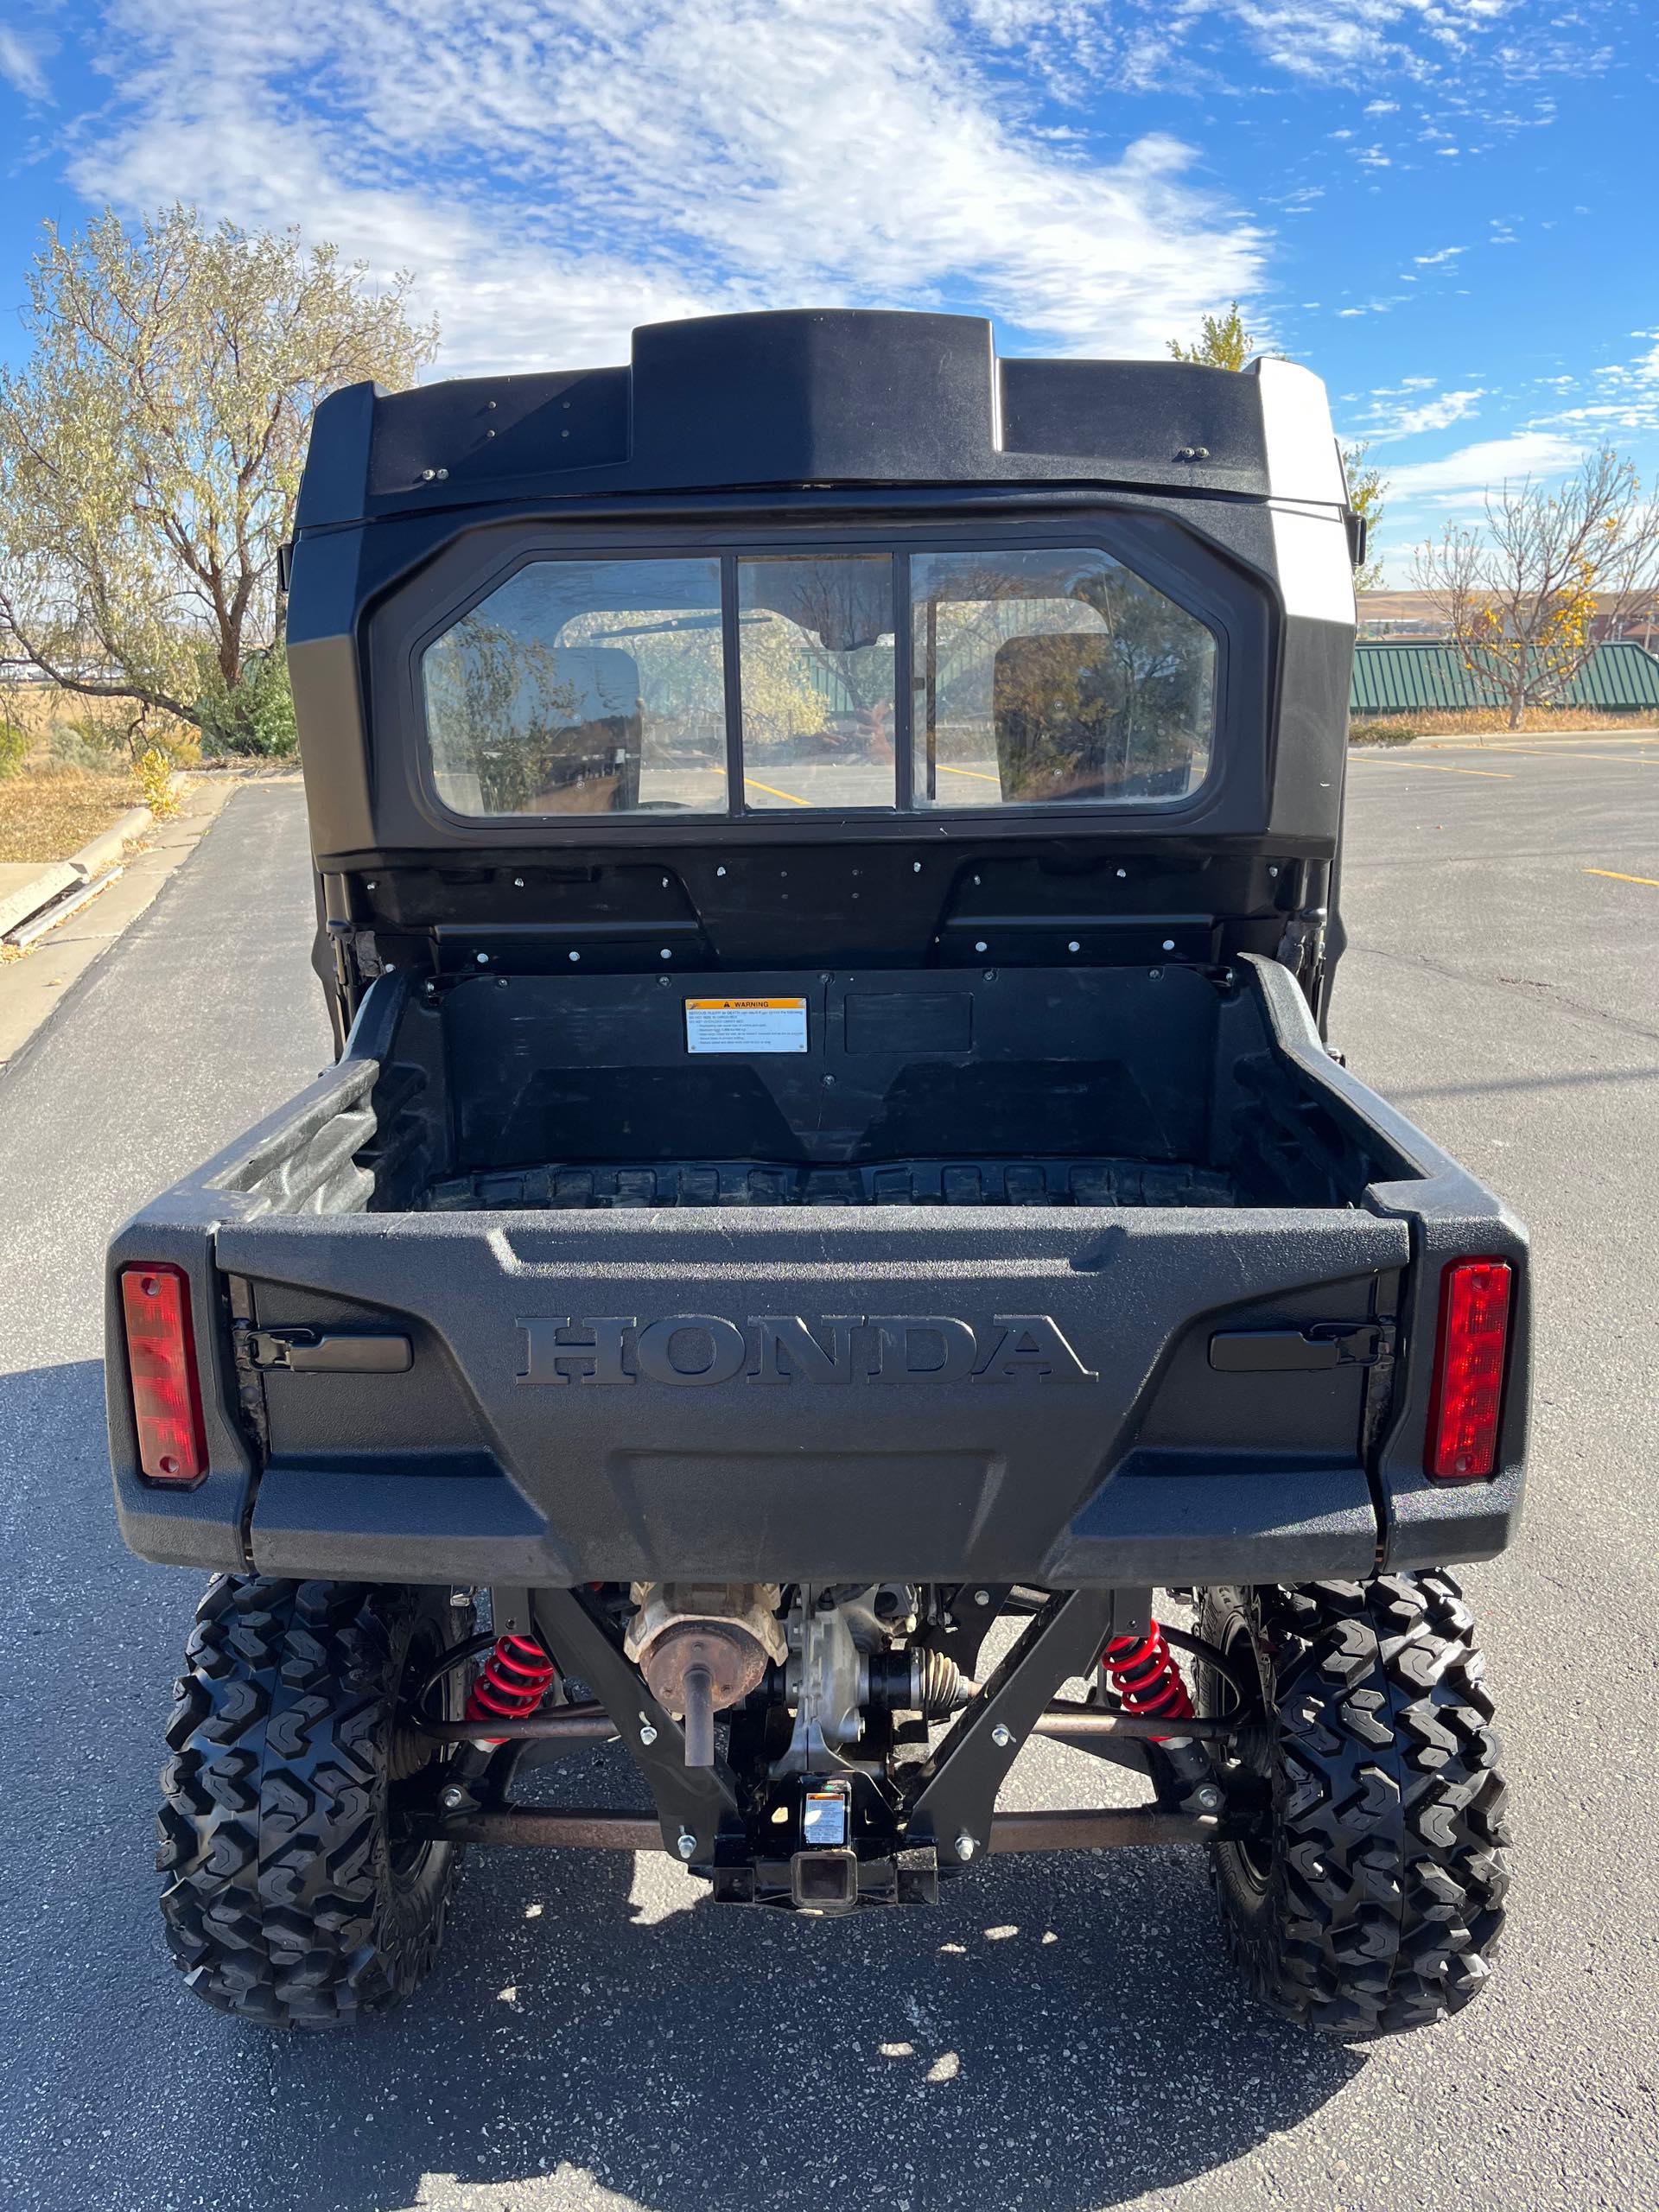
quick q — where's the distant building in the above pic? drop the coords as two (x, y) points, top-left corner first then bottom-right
(1357, 592), (1659, 648)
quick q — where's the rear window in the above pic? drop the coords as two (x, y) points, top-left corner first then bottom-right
(422, 557), (727, 817)
(418, 545), (1215, 818)
(910, 549), (1216, 808)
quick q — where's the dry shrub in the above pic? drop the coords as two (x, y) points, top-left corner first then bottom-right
(1351, 706), (1658, 740)
(135, 746), (180, 818)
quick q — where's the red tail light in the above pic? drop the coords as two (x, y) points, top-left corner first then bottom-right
(1427, 1258), (1512, 1479)
(120, 1264), (207, 1484)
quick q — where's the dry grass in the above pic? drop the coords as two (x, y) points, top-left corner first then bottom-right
(0, 765), (138, 866)
(1352, 707), (1659, 741)
(3, 683), (141, 743)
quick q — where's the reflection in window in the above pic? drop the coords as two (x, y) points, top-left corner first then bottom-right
(421, 558), (727, 817)
(910, 550), (1215, 809)
(737, 556), (896, 810)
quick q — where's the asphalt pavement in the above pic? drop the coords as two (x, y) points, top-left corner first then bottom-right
(0, 739), (1656, 2212)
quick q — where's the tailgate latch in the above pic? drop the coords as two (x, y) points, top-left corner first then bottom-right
(1209, 1323), (1384, 1374)
(242, 1325), (414, 1375)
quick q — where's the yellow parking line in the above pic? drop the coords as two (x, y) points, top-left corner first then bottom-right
(1468, 739), (1659, 756)
(1355, 760), (1512, 779)
(702, 762), (812, 808)
(1514, 752), (1656, 766)
(742, 774), (812, 807)
(1586, 868), (1659, 889)
(936, 762), (1003, 785)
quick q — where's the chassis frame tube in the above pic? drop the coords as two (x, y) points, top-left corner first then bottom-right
(410, 1700), (1239, 1745)
(431, 1806), (1249, 1850)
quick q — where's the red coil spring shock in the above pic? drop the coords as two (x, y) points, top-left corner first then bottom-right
(1100, 1622), (1193, 1742)
(466, 1632), (556, 1742)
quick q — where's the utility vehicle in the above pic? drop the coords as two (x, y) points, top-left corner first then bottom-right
(108, 310), (1522, 2035)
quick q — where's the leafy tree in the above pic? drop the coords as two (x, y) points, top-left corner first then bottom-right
(1167, 302), (1256, 372)
(1167, 305), (1387, 585)
(1342, 442), (1387, 594)
(1413, 448), (1659, 728)
(0, 206), (435, 755)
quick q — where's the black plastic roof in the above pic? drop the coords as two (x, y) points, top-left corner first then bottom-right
(296, 309), (1344, 530)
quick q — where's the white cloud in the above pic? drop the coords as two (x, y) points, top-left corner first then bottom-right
(1542, 339), (1659, 438)
(0, 24), (52, 98)
(1363, 98), (1400, 112)
(1385, 430), (1587, 503)
(1413, 245), (1466, 264)
(1170, 0), (1522, 79)
(1365, 386), (1486, 441)
(70, 0), (1267, 374)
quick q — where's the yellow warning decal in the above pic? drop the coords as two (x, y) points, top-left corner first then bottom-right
(684, 998), (809, 1054)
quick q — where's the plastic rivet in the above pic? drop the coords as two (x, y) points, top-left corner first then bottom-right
(1068, 940), (1081, 954)
(975, 940), (988, 954)
(639, 1725), (658, 1747)
(1116, 868), (1127, 879)
(659, 947), (672, 959)
(476, 953), (488, 965)
(569, 950), (581, 963)
(991, 1724), (1012, 1748)
(1163, 939), (1176, 951)
(677, 1831), (696, 1860)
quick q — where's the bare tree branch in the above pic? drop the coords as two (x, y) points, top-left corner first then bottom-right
(1414, 448), (1659, 728)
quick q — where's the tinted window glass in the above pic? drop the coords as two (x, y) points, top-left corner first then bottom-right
(422, 558), (726, 817)
(737, 556), (896, 810)
(910, 550), (1215, 808)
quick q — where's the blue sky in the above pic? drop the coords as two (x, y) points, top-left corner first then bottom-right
(1, 0), (1654, 581)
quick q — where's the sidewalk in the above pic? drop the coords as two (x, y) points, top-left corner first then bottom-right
(0, 774), (255, 1073)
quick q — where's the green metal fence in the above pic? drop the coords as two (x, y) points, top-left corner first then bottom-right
(1351, 639), (1659, 716)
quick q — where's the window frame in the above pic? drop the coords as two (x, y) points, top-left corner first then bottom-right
(390, 513), (1243, 840)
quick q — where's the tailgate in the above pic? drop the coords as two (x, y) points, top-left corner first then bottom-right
(219, 1205), (1408, 1585)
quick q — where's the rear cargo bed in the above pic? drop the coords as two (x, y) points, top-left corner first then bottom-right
(354, 957), (1405, 1217)
(107, 956), (1527, 1590)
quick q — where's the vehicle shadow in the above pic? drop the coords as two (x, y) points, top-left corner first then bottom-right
(256, 1765), (1366, 2212)
(0, 1358), (1363, 2212)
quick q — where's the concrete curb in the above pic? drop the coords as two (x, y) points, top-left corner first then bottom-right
(69, 804), (155, 880)
(0, 861), (79, 939)
(0, 782), (179, 946)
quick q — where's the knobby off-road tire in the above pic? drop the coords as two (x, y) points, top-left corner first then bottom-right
(1198, 1571), (1509, 2038)
(158, 1576), (470, 2025)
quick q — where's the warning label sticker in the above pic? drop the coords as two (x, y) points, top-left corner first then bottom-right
(684, 997), (809, 1055)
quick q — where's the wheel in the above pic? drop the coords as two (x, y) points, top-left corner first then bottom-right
(1197, 1571), (1509, 2037)
(157, 1576), (471, 2025)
